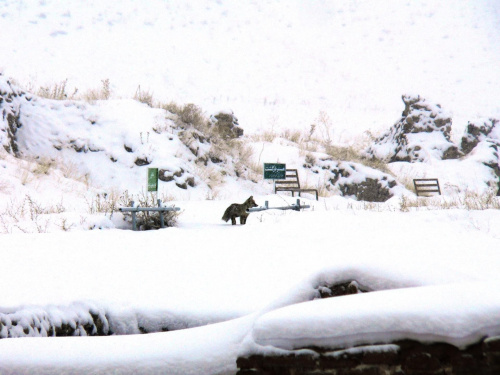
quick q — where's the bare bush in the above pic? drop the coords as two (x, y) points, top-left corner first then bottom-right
(118, 191), (180, 230)
(36, 79), (78, 100)
(86, 190), (121, 216)
(81, 79), (111, 102)
(179, 103), (207, 129)
(133, 85), (154, 107)
(314, 110), (334, 146)
(159, 101), (183, 115)
(281, 129), (303, 143)
(0, 195), (65, 233)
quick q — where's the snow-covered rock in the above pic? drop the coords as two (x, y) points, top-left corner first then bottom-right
(460, 118), (500, 155)
(305, 157), (403, 202)
(0, 76), (29, 156)
(364, 95), (461, 163)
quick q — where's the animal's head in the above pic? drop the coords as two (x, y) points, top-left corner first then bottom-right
(246, 196), (258, 208)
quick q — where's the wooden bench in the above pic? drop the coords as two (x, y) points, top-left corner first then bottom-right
(275, 169), (319, 200)
(413, 178), (441, 196)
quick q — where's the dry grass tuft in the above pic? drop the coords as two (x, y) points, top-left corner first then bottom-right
(81, 79), (111, 102)
(133, 85), (154, 107)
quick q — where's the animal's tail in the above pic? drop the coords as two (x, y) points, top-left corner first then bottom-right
(221, 208), (231, 222)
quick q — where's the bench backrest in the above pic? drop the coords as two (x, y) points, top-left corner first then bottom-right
(275, 169), (300, 189)
(413, 178), (441, 196)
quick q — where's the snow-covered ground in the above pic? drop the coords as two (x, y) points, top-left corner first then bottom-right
(1, 1), (500, 374)
(1, 198), (500, 374)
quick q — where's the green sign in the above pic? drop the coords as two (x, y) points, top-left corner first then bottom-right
(148, 168), (158, 192)
(264, 163), (286, 179)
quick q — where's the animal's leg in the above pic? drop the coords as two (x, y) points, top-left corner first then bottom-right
(231, 217), (237, 225)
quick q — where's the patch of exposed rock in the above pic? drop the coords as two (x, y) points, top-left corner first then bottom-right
(237, 337), (500, 375)
(209, 110), (243, 140)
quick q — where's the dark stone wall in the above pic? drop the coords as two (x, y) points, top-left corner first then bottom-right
(237, 336), (500, 375)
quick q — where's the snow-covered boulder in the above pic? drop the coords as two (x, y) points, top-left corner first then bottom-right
(364, 95), (461, 162)
(458, 118), (500, 193)
(0, 76), (31, 156)
(466, 139), (500, 192)
(306, 157), (401, 202)
(460, 118), (500, 155)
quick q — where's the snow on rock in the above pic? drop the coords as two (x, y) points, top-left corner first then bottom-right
(364, 95), (462, 163)
(305, 157), (405, 202)
(387, 123), (500, 195)
(0, 303), (110, 339)
(0, 301), (238, 339)
(244, 282), (500, 354)
(460, 118), (500, 155)
(0, 75), (30, 155)
(457, 118), (500, 192)
(464, 139), (500, 191)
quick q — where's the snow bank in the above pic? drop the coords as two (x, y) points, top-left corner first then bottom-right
(246, 282), (500, 354)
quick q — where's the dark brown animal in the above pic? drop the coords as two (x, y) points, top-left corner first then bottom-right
(221, 196), (258, 225)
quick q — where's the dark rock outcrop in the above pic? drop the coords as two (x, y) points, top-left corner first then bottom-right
(237, 337), (500, 375)
(0, 77), (29, 156)
(315, 280), (368, 299)
(0, 306), (110, 338)
(210, 110), (243, 139)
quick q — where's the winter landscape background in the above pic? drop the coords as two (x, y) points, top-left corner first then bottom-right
(1, 0), (500, 374)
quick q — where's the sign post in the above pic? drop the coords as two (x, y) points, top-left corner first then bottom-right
(147, 168), (158, 192)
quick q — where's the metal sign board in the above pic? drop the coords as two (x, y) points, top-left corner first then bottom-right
(147, 168), (158, 192)
(264, 163), (286, 180)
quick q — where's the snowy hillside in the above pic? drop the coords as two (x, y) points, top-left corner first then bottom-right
(1, 0), (499, 138)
